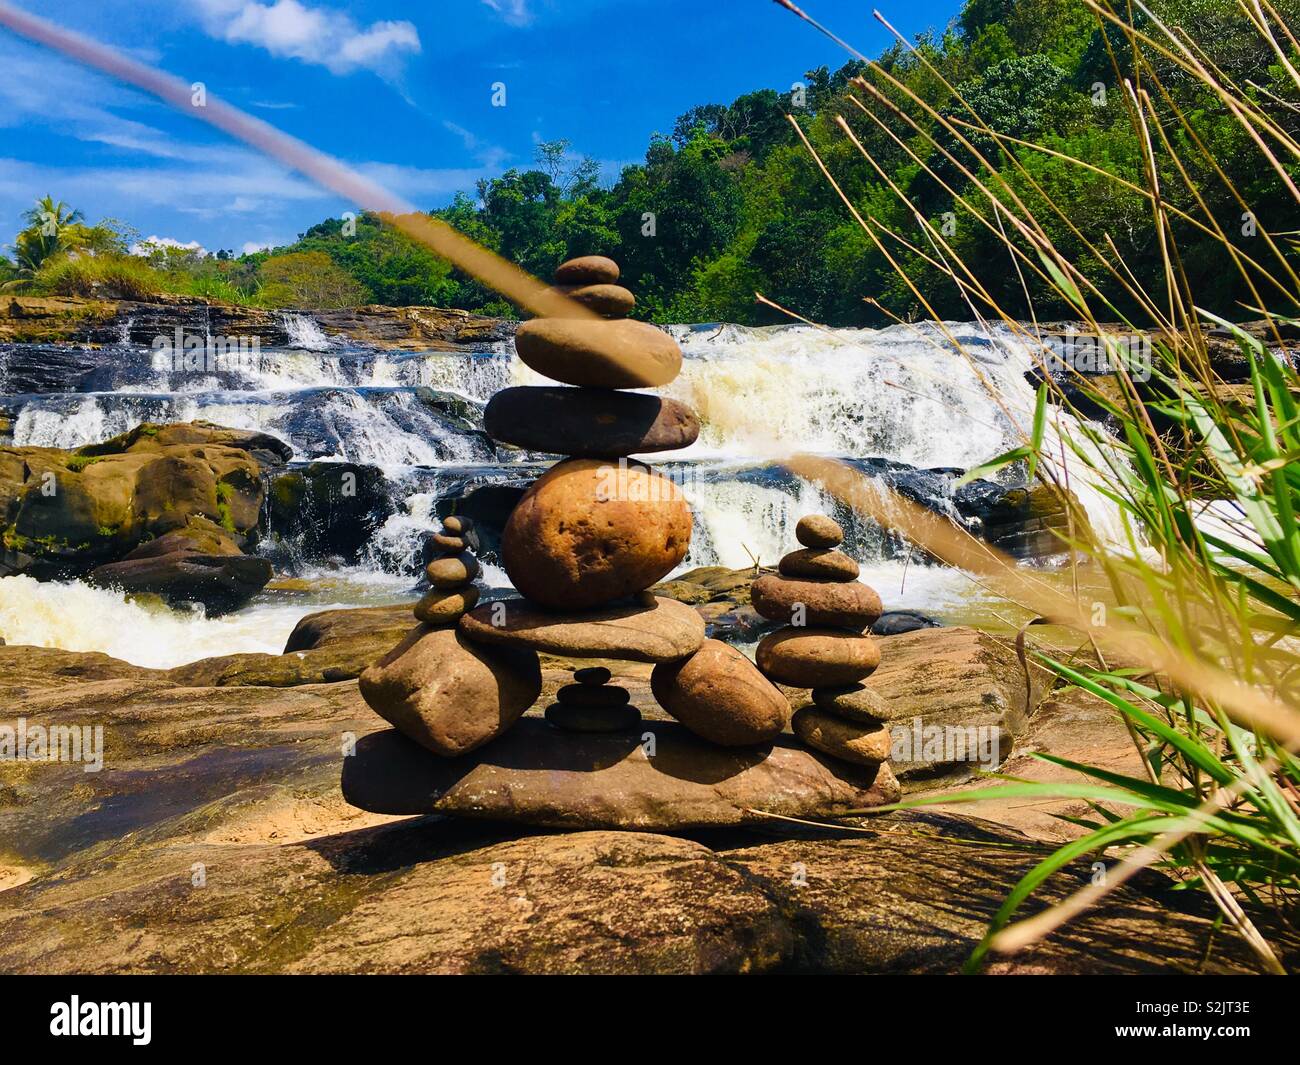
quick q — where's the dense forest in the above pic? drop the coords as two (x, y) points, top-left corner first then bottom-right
(4, 0), (1299, 326)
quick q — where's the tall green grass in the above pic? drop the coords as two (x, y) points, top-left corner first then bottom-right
(783, 0), (1300, 972)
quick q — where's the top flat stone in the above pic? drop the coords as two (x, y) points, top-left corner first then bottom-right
(459, 594), (705, 663)
(555, 255), (620, 286)
(515, 317), (683, 389)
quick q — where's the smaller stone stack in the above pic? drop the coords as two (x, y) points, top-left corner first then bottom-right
(545, 666), (642, 733)
(414, 515), (480, 625)
(752, 514), (894, 769)
(358, 510), (541, 759)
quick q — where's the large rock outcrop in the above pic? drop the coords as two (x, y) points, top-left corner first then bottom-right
(0, 626), (1290, 974)
(0, 421), (289, 610)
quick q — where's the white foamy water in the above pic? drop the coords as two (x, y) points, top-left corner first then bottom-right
(281, 312), (334, 351)
(0, 575), (334, 668)
(0, 316), (1142, 663)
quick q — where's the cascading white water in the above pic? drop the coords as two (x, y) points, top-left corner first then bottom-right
(0, 316), (1135, 665)
(281, 312), (333, 351)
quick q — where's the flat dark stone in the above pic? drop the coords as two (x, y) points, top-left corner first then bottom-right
(342, 720), (899, 830)
(484, 386), (699, 457)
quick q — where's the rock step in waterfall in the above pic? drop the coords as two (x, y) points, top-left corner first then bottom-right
(344, 256), (902, 829)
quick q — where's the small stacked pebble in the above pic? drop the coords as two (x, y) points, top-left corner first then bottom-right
(545, 666), (642, 733)
(413, 515), (480, 625)
(752, 514), (894, 768)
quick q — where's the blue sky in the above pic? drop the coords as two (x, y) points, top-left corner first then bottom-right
(0, 0), (961, 254)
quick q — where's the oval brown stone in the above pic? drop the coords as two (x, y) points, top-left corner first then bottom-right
(552, 284), (636, 318)
(793, 706), (893, 766)
(514, 318), (683, 389)
(430, 532), (466, 553)
(442, 515), (474, 535)
(557, 683), (630, 708)
(413, 586), (480, 625)
(756, 628), (881, 687)
(574, 666), (612, 686)
(779, 548), (859, 581)
(555, 255), (620, 285)
(426, 552), (479, 588)
(359, 624), (541, 757)
(501, 458), (691, 609)
(812, 683), (892, 724)
(484, 386), (699, 458)
(651, 639), (790, 747)
(751, 575), (882, 630)
(796, 514), (844, 548)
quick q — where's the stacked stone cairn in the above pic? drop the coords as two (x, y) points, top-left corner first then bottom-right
(344, 257), (900, 830)
(752, 514), (896, 771)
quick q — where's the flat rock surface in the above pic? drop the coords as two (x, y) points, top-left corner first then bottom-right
(342, 720), (899, 830)
(460, 594), (705, 663)
(0, 641), (1291, 974)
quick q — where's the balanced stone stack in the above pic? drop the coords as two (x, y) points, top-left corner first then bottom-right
(344, 260), (901, 831)
(545, 666), (641, 733)
(753, 514), (896, 770)
(414, 515), (480, 625)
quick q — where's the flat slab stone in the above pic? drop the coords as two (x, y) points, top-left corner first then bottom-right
(342, 720), (900, 830)
(459, 594), (705, 663)
(484, 386), (699, 457)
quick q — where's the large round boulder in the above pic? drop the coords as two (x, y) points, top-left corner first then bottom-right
(359, 624), (541, 757)
(501, 458), (692, 609)
(651, 639), (790, 747)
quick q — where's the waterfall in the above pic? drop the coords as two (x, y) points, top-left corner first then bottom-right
(281, 312), (333, 351)
(0, 316), (1134, 662)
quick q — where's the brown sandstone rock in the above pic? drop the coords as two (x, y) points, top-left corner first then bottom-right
(414, 586), (480, 625)
(751, 575), (882, 630)
(501, 458), (691, 609)
(426, 551), (479, 588)
(651, 639), (790, 747)
(779, 548), (860, 581)
(484, 386), (699, 457)
(554, 255), (620, 285)
(342, 721), (899, 829)
(358, 625), (541, 757)
(793, 707), (893, 766)
(552, 283), (636, 318)
(756, 628), (881, 687)
(514, 318), (682, 389)
(812, 683), (893, 723)
(459, 594), (704, 663)
(796, 514), (843, 548)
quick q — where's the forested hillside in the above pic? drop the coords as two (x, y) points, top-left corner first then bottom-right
(7, 0), (1299, 326)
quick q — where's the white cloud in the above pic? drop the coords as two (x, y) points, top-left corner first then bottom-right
(481, 0), (533, 26)
(130, 235), (207, 256)
(443, 121), (511, 170)
(241, 240), (279, 254)
(195, 0), (420, 75)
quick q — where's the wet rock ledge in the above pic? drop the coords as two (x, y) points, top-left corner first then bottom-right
(0, 294), (510, 350)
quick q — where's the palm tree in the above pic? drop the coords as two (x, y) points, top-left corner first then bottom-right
(3, 195), (85, 289)
(21, 195), (82, 239)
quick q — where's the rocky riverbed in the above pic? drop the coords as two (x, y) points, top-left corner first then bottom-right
(3, 605), (1285, 974)
(3, 294), (1293, 973)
